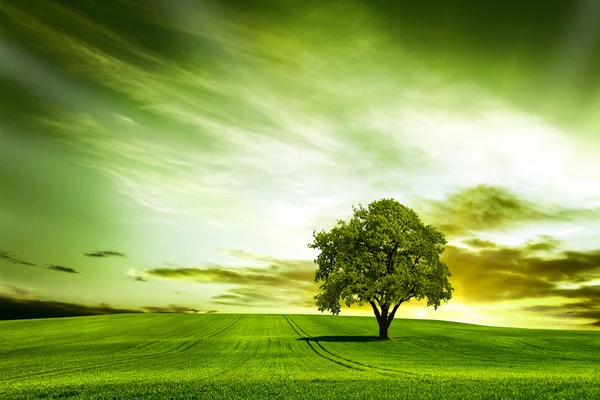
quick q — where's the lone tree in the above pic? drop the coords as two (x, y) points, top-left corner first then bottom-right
(308, 198), (453, 339)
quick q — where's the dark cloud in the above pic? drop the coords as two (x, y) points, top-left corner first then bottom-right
(84, 250), (126, 258)
(144, 259), (315, 286)
(1, 250), (78, 274)
(0, 294), (217, 320)
(462, 238), (497, 249)
(146, 252), (318, 308)
(140, 305), (215, 314)
(553, 285), (600, 300)
(212, 294), (241, 301)
(423, 185), (545, 236)
(211, 287), (289, 308)
(445, 240), (600, 303)
(0, 250), (37, 266)
(524, 235), (561, 252)
(444, 236), (600, 325)
(0, 295), (141, 320)
(437, 237), (600, 328)
(47, 264), (78, 274)
(159, 244), (600, 315)
(0, 285), (30, 296)
(520, 296), (600, 325)
(146, 267), (278, 284)
(526, 251), (600, 282)
(422, 185), (600, 236)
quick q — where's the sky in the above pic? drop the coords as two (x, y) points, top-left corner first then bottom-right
(1, 0), (600, 329)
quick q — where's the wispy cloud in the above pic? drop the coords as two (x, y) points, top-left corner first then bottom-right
(0, 250), (37, 266)
(141, 305), (216, 314)
(0, 295), (140, 320)
(520, 296), (600, 328)
(422, 185), (600, 237)
(1, 250), (78, 274)
(144, 261), (315, 287)
(3, 0), (599, 240)
(84, 250), (126, 258)
(445, 236), (600, 325)
(462, 238), (498, 249)
(0, 285), (31, 297)
(47, 264), (78, 274)
(0, 294), (216, 320)
(140, 251), (318, 309)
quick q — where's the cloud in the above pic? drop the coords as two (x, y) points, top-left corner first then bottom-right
(84, 250), (126, 258)
(47, 264), (78, 274)
(446, 241), (600, 302)
(143, 251), (318, 308)
(462, 238), (498, 249)
(523, 235), (561, 252)
(1, 250), (78, 274)
(0, 285), (31, 297)
(0, 294), (218, 320)
(0, 250), (37, 266)
(0, 295), (141, 320)
(423, 185), (600, 236)
(3, 0), (598, 253)
(145, 264), (315, 287)
(151, 243), (600, 318)
(463, 235), (561, 252)
(422, 185), (544, 236)
(212, 287), (285, 307)
(520, 295), (600, 327)
(443, 236), (600, 325)
(143, 259), (315, 287)
(141, 305), (215, 314)
(212, 286), (314, 309)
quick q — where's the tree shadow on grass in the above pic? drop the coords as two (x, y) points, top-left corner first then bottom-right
(298, 335), (381, 343)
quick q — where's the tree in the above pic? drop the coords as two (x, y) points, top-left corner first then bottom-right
(308, 198), (453, 339)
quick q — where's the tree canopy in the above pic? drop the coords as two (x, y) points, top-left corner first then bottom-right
(308, 198), (453, 338)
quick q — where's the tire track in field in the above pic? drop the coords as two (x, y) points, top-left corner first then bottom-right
(284, 315), (416, 376)
(218, 317), (264, 378)
(1, 315), (243, 383)
(283, 315), (369, 372)
(5, 314), (242, 381)
(166, 314), (244, 356)
(0, 315), (188, 360)
(505, 339), (548, 351)
(103, 314), (197, 355)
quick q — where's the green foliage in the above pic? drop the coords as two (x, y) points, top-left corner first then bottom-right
(0, 314), (599, 399)
(309, 199), (453, 320)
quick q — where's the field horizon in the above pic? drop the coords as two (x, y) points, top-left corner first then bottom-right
(3, 311), (598, 331)
(1, 313), (598, 399)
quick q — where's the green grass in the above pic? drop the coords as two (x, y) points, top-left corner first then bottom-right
(0, 314), (598, 399)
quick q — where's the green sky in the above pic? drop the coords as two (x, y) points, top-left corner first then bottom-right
(1, 0), (600, 328)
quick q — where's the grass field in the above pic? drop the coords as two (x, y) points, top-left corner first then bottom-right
(0, 314), (598, 399)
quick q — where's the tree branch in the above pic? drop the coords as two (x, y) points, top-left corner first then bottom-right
(369, 300), (381, 321)
(388, 302), (402, 322)
(412, 255), (421, 269)
(386, 243), (400, 273)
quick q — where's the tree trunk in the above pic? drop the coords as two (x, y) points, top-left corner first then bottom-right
(378, 318), (390, 339)
(370, 300), (401, 340)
